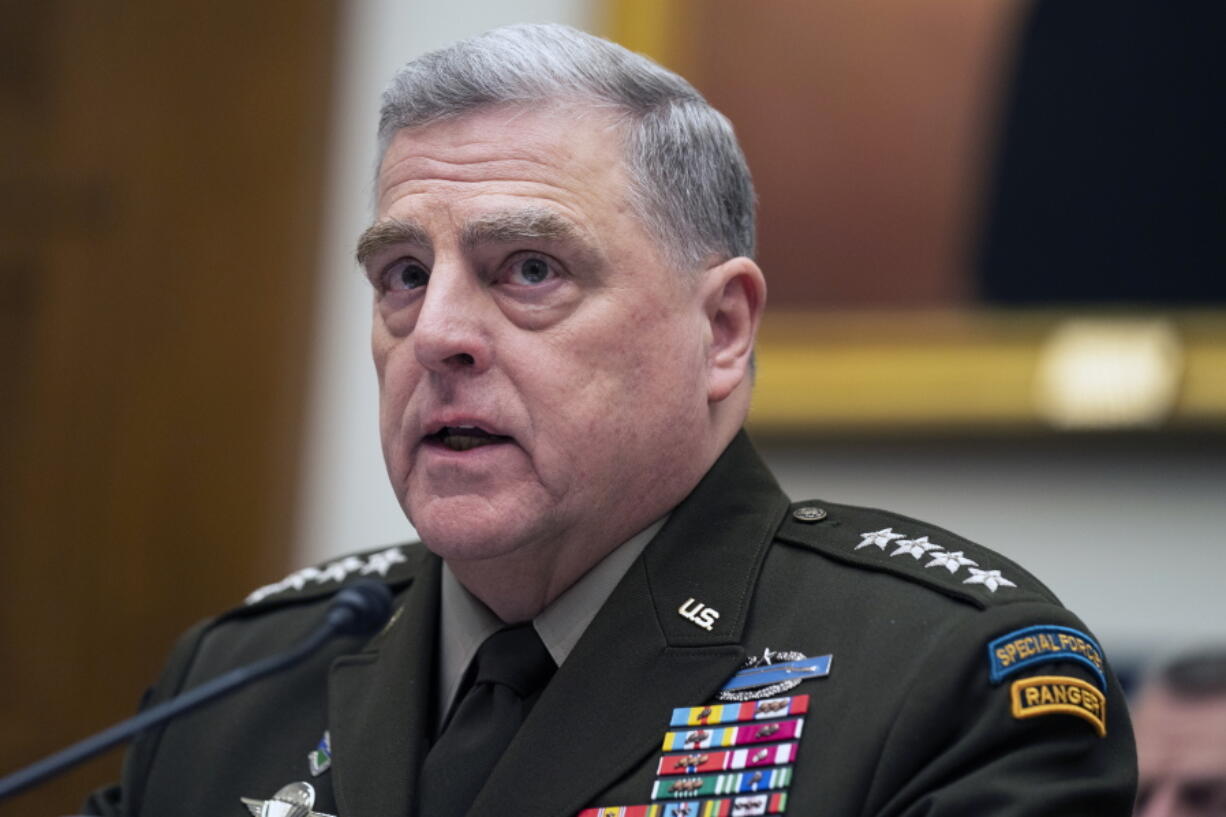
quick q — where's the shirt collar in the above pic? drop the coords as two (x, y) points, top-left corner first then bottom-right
(436, 516), (667, 720)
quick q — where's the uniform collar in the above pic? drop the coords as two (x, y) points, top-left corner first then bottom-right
(436, 516), (668, 720)
(328, 430), (791, 817)
(459, 430), (792, 817)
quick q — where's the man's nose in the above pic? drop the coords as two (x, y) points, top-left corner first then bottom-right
(412, 264), (493, 373)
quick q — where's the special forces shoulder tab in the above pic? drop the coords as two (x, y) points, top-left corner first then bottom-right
(774, 500), (1058, 608)
(988, 624), (1107, 690)
(243, 543), (418, 607)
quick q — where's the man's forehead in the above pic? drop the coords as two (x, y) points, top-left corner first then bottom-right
(378, 103), (625, 180)
(361, 107), (657, 268)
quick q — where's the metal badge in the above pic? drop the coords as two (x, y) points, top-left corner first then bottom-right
(792, 506), (827, 522)
(240, 781), (336, 817)
(717, 649), (831, 702)
(678, 598), (721, 631)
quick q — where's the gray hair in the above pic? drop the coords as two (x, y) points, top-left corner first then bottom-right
(1157, 646), (1226, 700)
(377, 23), (756, 268)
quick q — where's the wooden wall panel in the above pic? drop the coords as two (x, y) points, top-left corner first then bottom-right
(0, 2), (338, 814)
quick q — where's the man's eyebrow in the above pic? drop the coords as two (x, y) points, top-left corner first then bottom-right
(355, 219), (431, 266)
(355, 209), (585, 268)
(460, 209), (579, 249)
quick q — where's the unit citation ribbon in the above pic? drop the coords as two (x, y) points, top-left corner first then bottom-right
(576, 693), (809, 816)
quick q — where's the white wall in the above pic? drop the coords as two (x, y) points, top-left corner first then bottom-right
(295, 0), (596, 565)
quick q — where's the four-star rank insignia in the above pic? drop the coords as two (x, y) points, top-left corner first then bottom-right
(241, 781), (335, 817)
(855, 527), (1017, 593)
(245, 547), (406, 605)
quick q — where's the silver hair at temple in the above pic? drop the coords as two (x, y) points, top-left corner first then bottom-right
(377, 23), (756, 268)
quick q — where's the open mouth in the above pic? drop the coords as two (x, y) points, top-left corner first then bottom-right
(426, 425), (513, 452)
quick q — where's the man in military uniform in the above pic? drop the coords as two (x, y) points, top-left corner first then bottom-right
(1133, 648), (1226, 816)
(86, 23), (1135, 817)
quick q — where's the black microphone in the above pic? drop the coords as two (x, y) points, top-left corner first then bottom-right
(326, 579), (396, 636)
(0, 578), (394, 802)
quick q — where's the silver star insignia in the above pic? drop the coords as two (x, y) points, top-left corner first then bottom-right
(242, 781), (336, 817)
(924, 550), (978, 574)
(244, 548), (402, 606)
(856, 528), (905, 550)
(283, 567), (322, 591)
(891, 536), (941, 559)
(359, 546), (406, 577)
(316, 556), (364, 584)
(962, 568), (1017, 592)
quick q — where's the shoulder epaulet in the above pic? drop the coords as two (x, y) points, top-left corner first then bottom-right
(775, 500), (1060, 609)
(239, 542), (424, 610)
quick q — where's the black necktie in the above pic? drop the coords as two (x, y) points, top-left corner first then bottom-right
(418, 623), (557, 816)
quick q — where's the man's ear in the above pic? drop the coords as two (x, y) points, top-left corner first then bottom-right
(702, 256), (767, 403)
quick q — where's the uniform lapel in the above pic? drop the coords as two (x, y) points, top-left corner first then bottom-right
(328, 546), (441, 817)
(468, 432), (791, 817)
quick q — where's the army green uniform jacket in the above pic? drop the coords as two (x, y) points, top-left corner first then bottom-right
(87, 433), (1136, 816)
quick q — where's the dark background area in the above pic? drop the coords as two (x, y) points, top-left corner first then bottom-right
(978, 0), (1226, 305)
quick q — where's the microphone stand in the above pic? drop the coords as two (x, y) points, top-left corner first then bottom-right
(0, 579), (392, 802)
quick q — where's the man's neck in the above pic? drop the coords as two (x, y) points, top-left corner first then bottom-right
(444, 418), (744, 621)
(444, 529), (626, 622)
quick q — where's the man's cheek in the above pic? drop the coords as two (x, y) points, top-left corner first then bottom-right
(376, 400), (413, 480)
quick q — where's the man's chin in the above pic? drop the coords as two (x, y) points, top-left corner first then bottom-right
(420, 535), (523, 565)
(408, 497), (541, 565)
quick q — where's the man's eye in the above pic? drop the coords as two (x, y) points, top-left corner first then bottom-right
(383, 259), (429, 291)
(1178, 778), (1226, 811)
(508, 256), (555, 286)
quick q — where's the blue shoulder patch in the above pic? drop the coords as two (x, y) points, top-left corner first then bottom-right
(987, 625), (1107, 690)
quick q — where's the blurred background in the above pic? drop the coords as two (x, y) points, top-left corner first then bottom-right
(2, 0), (1222, 813)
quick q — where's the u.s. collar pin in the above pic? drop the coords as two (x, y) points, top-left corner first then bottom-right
(678, 598), (720, 631)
